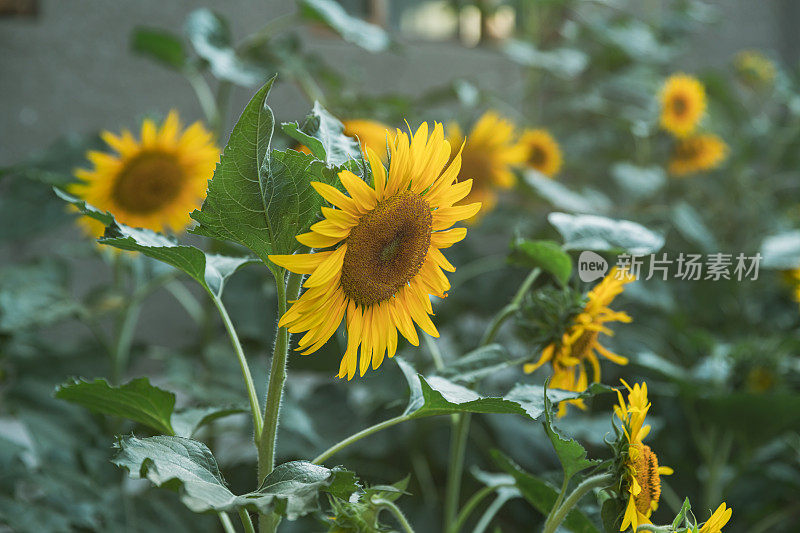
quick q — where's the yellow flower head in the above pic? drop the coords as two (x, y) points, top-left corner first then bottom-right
(697, 502), (732, 533)
(668, 134), (727, 177)
(615, 380), (673, 532)
(269, 123), (480, 380)
(70, 111), (219, 237)
(659, 74), (707, 138)
(446, 111), (526, 221)
(520, 129), (562, 177)
(735, 49), (776, 86)
(524, 267), (635, 416)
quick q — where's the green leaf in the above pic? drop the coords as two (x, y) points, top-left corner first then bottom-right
(492, 450), (600, 533)
(672, 498), (692, 530)
(171, 407), (247, 438)
(760, 230), (800, 269)
(113, 435), (358, 518)
(438, 344), (516, 385)
(510, 239), (572, 285)
(611, 163), (666, 201)
(131, 28), (187, 69)
(0, 259), (80, 332)
(542, 388), (601, 482)
(183, 8), (265, 85)
(397, 359), (602, 421)
(56, 189), (256, 298)
(504, 40), (588, 79)
(55, 378), (176, 435)
(299, 0), (391, 52)
(281, 102), (362, 168)
(548, 212), (664, 255)
(671, 202), (718, 252)
(191, 79), (342, 267)
(525, 171), (611, 215)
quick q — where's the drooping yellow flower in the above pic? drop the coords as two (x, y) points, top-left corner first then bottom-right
(520, 129), (562, 177)
(446, 111), (526, 221)
(525, 268), (635, 416)
(659, 74), (706, 138)
(696, 502), (732, 533)
(70, 111), (219, 237)
(269, 123), (480, 380)
(668, 134), (727, 177)
(615, 380), (673, 532)
(735, 49), (776, 87)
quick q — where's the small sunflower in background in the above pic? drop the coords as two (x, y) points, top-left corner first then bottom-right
(659, 74), (707, 138)
(296, 119), (394, 161)
(524, 268), (635, 416)
(611, 380), (673, 532)
(269, 123), (480, 380)
(446, 111), (526, 221)
(520, 128), (562, 177)
(668, 134), (727, 177)
(70, 111), (219, 237)
(735, 49), (776, 87)
(694, 503), (732, 533)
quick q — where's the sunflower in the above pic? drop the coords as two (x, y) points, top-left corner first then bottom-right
(668, 134), (727, 177)
(614, 380), (673, 532)
(269, 123), (480, 380)
(659, 74), (706, 138)
(696, 502), (732, 533)
(524, 267), (635, 416)
(735, 49), (776, 87)
(446, 111), (526, 220)
(70, 111), (218, 237)
(520, 129), (562, 177)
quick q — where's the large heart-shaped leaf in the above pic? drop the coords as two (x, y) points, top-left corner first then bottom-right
(525, 171), (611, 215)
(191, 78), (342, 270)
(543, 389), (601, 482)
(131, 28), (187, 70)
(113, 435), (358, 518)
(56, 189), (255, 298)
(548, 212), (664, 255)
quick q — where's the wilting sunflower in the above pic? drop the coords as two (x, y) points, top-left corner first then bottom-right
(735, 49), (776, 87)
(524, 267), (635, 416)
(613, 380), (673, 532)
(520, 128), (562, 177)
(446, 111), (526, 220)
(269, 123), (480, 380)
(668, 134), (727, 177)
(659, 74), (706, 138)
(695, 503), (732, 533)
(70, 111), (218, 237)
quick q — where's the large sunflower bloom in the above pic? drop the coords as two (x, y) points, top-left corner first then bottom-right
(525, 268), (635, 416)
(70, 110), (219, 237)
(614, 380), (673, 532)
(446, 111), (526, 220)
(668, 134), (727, 177)
(659, 74), (706, 138)
(269, 123), (480, 380)
(696, 502), (732, 533)
(520, 128), (562, 178)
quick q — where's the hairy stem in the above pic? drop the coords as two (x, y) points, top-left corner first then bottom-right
(480, 268), (541, 345)
(449, 484), (513, 533)
(443, 412), (471, 531)
(373, 497), (416, 533)
(217, 512), (236, 533)
(543, 474), (612, 533)
(238, 508), (256, 533)
(312, 414), (412, 465)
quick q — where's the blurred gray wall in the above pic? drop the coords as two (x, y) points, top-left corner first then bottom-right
(0, 0), (796, 166)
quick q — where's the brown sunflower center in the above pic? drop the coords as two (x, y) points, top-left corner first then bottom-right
(633, 444), (662, 515)
(675, 140), (701, 161)
(112, 151), (185, 214)
(671, 94), (689, 117)
(529, 145), (547, 167)
(341, 191), (432, 306)
(571, 330), (598, 360)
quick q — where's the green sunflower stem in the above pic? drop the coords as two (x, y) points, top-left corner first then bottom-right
(480, 267), (541, 345)
(372, 497), (416, 533)
(542, 473), (612, 533)
(238, 508), (256, 533)
(258, 269), (304, 532)
(635, 525), (673, 533)
(448, 483), (514, 533)
(443, 412), (471, 532)
(312, 414), (412, 465)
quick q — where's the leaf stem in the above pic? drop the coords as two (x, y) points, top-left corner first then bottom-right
(312, 414), (412, 464)
(443, 412), (471, 532)
(213, 296), (263, 440)
(238, 508), (256, 533)
(448, 484), (514, 533)
(217, 512), (236, 533)
(635, 525), (672, 533)
(372, 497), (416, 533)
(542, 473), (612, 533)
(480, 268), (541, 345)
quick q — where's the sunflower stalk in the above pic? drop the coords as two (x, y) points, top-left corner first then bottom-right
(542, 473), (612, 533)
(371, 496), (416, 533)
